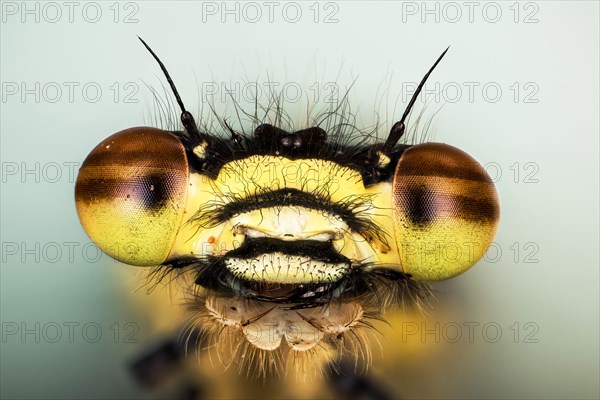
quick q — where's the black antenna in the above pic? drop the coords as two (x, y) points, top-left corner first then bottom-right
(382, 47), (449, 153)
(138, 36), (204, 142)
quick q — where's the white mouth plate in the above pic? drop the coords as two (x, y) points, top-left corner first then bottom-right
(224, 253), (349, 284)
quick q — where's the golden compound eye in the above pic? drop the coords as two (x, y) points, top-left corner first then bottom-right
(75, 127), (189, 266)
(392, 142), (500, 281)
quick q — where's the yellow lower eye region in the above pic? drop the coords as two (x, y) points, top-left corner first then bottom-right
(392, 143), (500, 281)
(74, 127), (189, 266)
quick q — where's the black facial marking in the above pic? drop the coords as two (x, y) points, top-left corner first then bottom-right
(170, 124), (410, 186)
(190, 188), (391, 248)
(162, 252), (428, 309)
(224, 237), (350, 264)
(254, 124), (327, 153)
(370, 267), (413, 281)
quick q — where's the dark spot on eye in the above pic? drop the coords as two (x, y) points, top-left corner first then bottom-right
(230, 307), (237, 311)
(137, 175), (171, 210)
(404, 186), (436, 225)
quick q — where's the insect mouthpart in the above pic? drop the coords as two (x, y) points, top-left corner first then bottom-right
(224, 235), (351, 283)
(195, 206), (357, 306)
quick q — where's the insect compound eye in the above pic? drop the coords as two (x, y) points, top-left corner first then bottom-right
(75, 127), (189, 266)
(392, 143), (500, 281)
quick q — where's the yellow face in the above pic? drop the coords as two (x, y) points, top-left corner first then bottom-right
(75, 130), (499, 361)
(169, 156), (400, 279)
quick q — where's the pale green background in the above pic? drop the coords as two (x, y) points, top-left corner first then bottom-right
(1, 1), (598, 399)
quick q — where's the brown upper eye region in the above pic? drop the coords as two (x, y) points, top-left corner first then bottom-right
(75, 127), (188, 212)
(393, 142), (500, 225)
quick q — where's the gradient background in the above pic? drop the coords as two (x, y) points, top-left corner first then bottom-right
(1, 1), (598, 399)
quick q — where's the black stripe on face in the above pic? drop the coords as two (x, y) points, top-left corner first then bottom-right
(189, 188), (389, 247)
(161, 254), (428, 309)
(224, 237), (350, 264)
(197, 189), (357, 226)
